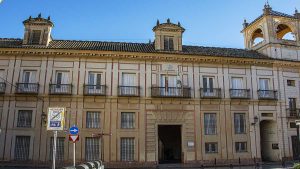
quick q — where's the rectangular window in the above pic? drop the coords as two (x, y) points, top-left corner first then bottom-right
(235, 142), (247, 152)
(14, 136), (30, 160)
(122, 73), (136, 86)
(88, 72), (101, 86)
(289, 98), (297, 110)
(231, 77), (243, 89)
(121, 112), (135, 129)
(287, 80), (295, 86)
(205, 142), (218, 153)
(259, 78), (270, 90)
(234, 113), (246, 134)
(120, 138), (134, 161)
(56, 71), (69, 85)
(17, 110), (32, 128)
(49, 137), (64, 161)
(204, 113), (217, 135)
(85, 137), (100, 161)
(31, 30), (41, 45)
(164, 36), (174, 51)
(86, 111), (101, 128)
(203, 76), (214, 92)
(290, 122), (297, 128)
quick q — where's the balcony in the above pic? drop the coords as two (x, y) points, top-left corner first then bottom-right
(200, 88), (221, 99)
(49, 84), (72, 95)
(229, 89), (251, 99)
(118, 86), (140, 97)
(287, 109), (300, 118)
(151, 87), (191, 98)
(257, 90), (278, 100)
(84, 85), (106, 96)
(16, 83), (39, 94)
(0, 82), (6, 94)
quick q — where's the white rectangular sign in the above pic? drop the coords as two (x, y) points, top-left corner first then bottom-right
(296, 120), (300, 126)
(47, 107), (65, 131)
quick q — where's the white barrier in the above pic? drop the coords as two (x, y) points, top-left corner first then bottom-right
(61, 160), (104, 169)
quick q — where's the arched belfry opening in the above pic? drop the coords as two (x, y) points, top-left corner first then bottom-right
(276, 24), (295, 40)
(251, 28), (264, 46)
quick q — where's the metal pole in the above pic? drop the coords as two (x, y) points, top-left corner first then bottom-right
(297, 125), (300, 160)
(73, 142), (76, 167)
(53, 131), (57, 169)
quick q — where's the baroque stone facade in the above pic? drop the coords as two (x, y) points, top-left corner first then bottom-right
(0, 5), (300, 167)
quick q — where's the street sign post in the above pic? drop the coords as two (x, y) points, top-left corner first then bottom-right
(69, 125), (79, 167)
(47, 107), (65, 169)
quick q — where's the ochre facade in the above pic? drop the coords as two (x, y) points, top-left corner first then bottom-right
(0, 5), (300, 167)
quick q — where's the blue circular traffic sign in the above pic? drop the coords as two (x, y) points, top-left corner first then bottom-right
(69, 126), (79, 135)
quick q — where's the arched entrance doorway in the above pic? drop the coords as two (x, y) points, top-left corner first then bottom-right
(260, 120), (280, 161)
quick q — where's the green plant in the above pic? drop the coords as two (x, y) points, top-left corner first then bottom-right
(293, 163), (300, 169)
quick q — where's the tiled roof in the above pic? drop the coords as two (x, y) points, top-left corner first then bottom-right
(247, 10), (297, 28)
(0, 38), (269, 59)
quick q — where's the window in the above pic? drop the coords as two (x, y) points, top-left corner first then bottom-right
(164, 36), (174, 51)
(121, 112), (135, 129)
(259, 78), (270, 90)
(235, 142), (247, 152)
(22, 71), (36, 83)
(85, 137), (101, 161)
(290, 122), (297, 128)
(120, 138), (134, 161)
(231, 77), (243, 89)
(17, 110), (32, 128)
(55, 71), (69, 85)
(161, 75), (178, 88)
(205, 142), (218, 153)
(30, 30), (41, 45)
(49, 137), (64, 161)
(86, 111), (101, 128)
(234, 113), (246, 134)
(88, 72), (101, 87)
(204, 113), (217, 135)
(122, 73), (136, 86)
(203, 76), (214, 92)
(14, 136), (30, 160)
(287, 80), (295, 86)
(289, 98), (297, 110)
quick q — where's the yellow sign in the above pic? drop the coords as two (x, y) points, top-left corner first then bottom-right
(47, 107), (65, 130)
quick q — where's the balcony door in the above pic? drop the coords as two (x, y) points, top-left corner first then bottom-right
(203, 77), (214, 96)
(121, 73), (136, 95)
(88, 72), (101, 92)
(161, 75), (178, 96)
(231, 77), (243, 97)
(259, 79), (270, 97)
(22, 71), (36, 91)
(55, 71), (69, 92)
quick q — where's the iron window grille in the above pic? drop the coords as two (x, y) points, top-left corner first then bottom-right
(121, 112), (135, 129)
(49, 137), (64, 161)
(120, 138), (135, 161)
(17, 110), (32, 128)
(14, 136), (30, 160)
(204, 113), (217, 135)
(86, 112), (101, 128)
(235, 142), (247, 152)
(205, 142), (218, 153)
(85, 137), (101, 161)
(234, 113), (246, 134)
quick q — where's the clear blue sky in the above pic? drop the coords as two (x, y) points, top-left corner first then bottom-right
(0, 0), (298, 48)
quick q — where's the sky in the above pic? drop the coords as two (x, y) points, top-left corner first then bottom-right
(0, 0), (299, 48)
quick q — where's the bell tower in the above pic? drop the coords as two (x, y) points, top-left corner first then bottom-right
(23, 13), (54, 46)
(241, 4), (300, 59)
(153, 19), (185, 51)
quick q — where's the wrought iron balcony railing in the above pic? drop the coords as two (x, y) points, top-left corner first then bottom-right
(200, 88), (221, 99)
(257, 90), (278, 100)
(49, 84), (72, 95)
(84, 85), (106, 96)
(16, 83), (39, 94)
(118, 86), (140, 97)
(151, 87), (191, 98)
(229, 89), (251, 99)
(0, 82), (6, 94)
(287, 108), (300, 118)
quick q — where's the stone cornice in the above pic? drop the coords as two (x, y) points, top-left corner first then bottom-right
(0, 48), (300, 68)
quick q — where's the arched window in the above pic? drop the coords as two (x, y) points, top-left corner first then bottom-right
(276, 24), (295, 41)
(251, 28), (264, 46)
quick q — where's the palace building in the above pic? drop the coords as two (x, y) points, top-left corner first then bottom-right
(0, 4), (300, 167)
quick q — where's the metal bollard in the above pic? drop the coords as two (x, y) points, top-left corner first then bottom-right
(75, 164), (89, 169)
